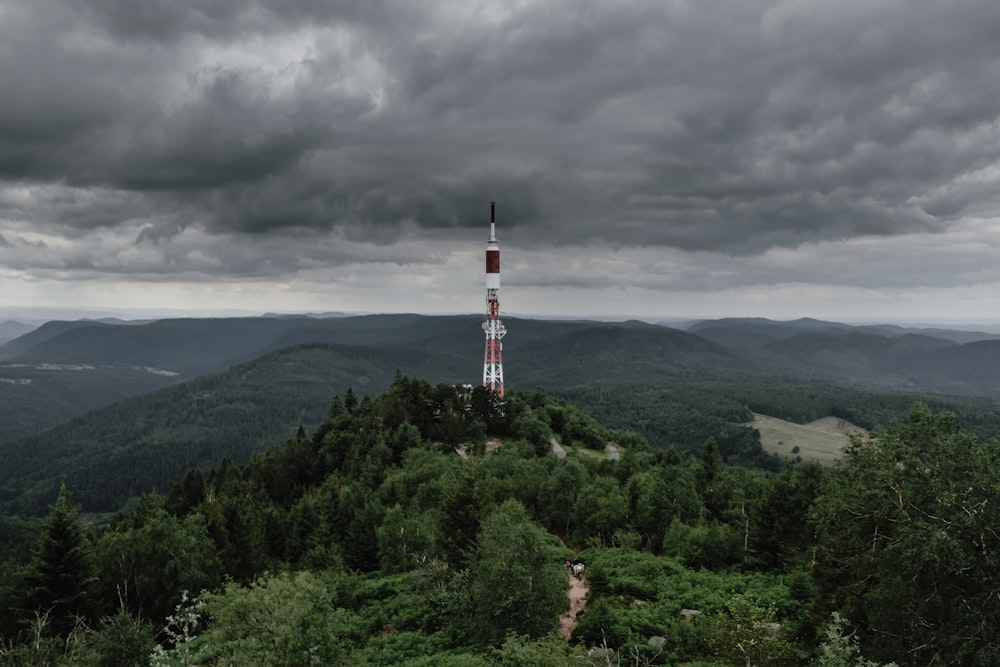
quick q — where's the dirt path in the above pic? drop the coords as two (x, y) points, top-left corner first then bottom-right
(551, 437), (566, 458)
(560, 572), (589, 640)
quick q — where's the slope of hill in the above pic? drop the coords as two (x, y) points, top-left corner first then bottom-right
(0, 320), (37, 345)
(514, 322), (758, 388)
(0, 320), (101, 358)
(0, 314), (489, 445)
(2, 320), (747, 514)
(0, 342), (475, 515)
(754, 331), (1000, 396)
(688, 316), (1000, 347)
(753, 413), (864, 464)
(7, 313), (1000, 516)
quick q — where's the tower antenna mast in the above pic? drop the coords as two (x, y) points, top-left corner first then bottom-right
(482, 201), (506, 396)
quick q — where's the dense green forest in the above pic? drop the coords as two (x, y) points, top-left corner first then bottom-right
(1, 375), (997, 666)
(7, 329), (1000, 517)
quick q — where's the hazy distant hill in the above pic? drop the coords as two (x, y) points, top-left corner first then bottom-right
(514, 322), (755, 388)
(0, 320), (37, 345)
(751, 331), (1000, 396)
(0, 314), (486, 445)
(687, 316), (1000, 347)
(0, 317), (304, 371)
(683, 317), (1000, 396)
(758, 330), (955, 378)
(686, 317), (854, 348)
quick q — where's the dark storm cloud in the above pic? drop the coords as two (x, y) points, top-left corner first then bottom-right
(2, 0), (1000, 281)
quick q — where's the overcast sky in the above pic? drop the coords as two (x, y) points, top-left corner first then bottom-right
(3, 0), (1000, 324)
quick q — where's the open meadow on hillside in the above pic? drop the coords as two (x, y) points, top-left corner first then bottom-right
(753, 413), (865, 464)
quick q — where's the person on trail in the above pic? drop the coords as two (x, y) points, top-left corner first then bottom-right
(564, 560), (573, 575)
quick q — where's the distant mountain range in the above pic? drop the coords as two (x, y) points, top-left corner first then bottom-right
(685, 316), (1000, 346)
(3, 313), (1000, 515)
(5, 313), (1000, 445)
(686, 317), (1000, 395)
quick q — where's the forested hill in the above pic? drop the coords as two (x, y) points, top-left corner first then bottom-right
(688, 317), (1000, 396)
(2, 375), (998, 666)
(1, 321), (760, 516)
(686, 316), (1000, 345)
(5, 325), (1000, 516)
(7, 315), (1000, 516)
(7, 314), (1000, 450)
(0, 343), (472, 516)
(0, 314), (488, 444)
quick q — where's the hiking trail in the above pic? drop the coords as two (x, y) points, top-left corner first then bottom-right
(560, 570), (588, 640)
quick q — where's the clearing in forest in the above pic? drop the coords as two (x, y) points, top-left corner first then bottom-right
(753, 413), (866, 464)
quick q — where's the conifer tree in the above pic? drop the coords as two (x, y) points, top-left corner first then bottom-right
(27, 484), (96, 635)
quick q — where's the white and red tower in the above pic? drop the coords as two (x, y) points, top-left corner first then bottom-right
(482, 201), (506, 396)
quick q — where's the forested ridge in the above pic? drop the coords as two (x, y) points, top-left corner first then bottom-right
(8, 317), (1000, 517)
(1, 375), (997, 666)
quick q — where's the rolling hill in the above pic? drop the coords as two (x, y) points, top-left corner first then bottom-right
(0, 320), (37, 345)
(0, 341), (474, 515)
(5, 314), (1000, 515)
(0, 314), (487, 445)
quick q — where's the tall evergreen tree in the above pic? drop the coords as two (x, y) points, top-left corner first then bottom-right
(27, 485), (96, 635)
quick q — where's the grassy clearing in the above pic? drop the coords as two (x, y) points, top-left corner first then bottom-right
(753, 413), (866, 464)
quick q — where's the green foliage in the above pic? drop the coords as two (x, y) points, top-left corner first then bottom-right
(662, 518), (743, 570)
(1, 340), (474, 516)
(812, 613), (896, 667)
(466, 500), (569, 646)
(199, 571), (347, 667)
(0, 615), (91, 667)
(11, 314), (1000, 520)
(493, 634), (574, 666)
(571, 597), (629, 649)
(511, 413), (552, 456)
(376, 505), (443, 573)
(12, 373), (1000, 666)
(700, 594), (798, 667)
(25, 485), (96, 636)
(572, 477), (628, 546)
(750, 463), (823, 569)
(150, 590), (205, 667)
(811, 404), (1000, 666)
(96, 508), (223, 622)
(86, 609), (155, 667)
(577, 547), (815, 662)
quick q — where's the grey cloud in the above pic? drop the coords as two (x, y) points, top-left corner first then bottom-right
(78, 0), (421, 43)
(3, 0), (1000, 284)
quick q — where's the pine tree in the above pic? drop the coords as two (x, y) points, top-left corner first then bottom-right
(27, 484), (97, 635)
